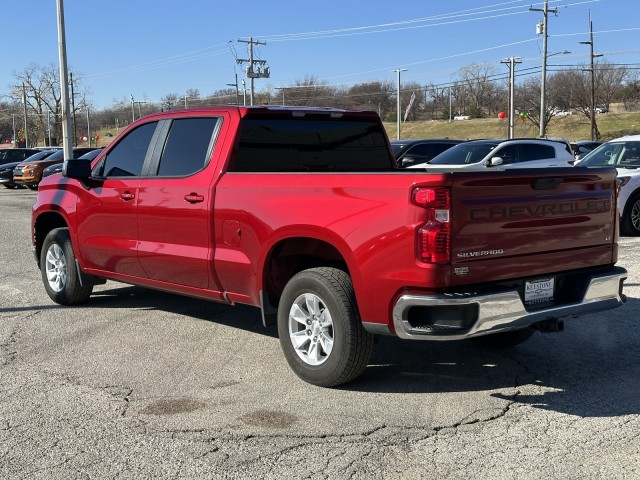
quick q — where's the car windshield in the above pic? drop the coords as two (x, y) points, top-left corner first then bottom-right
(578, 141), (640, 168)
(79, 148), (103, 160)
(428, 142), (498, 165)
(24, 150), (56, 162)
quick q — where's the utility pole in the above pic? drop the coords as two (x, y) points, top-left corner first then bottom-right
(275, 87), (286, 106)
(130, 95), (135, 123)
(236, 38), (270, 105)
(531, 1), (558, 138)
(580, 12), (603, 141)
(241, 79), (247, 106)
(501, 57), (522, 139)
(47, 110), (52, 146)
(21, 82), (28, 147)
(391, 68), (407, 140)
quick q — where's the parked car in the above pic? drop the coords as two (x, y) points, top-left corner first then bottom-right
(13, 147), (98, 189)
(0, 161), (24, 188)
(574, 134), (640, 235)
(571, 140), (602, 159)
(1, 150), (56, 189)
(408, 138), (575, 170)
(42, 148), (104, 178)
(390, 138), (465, 168)
(0, 148), (40, 166)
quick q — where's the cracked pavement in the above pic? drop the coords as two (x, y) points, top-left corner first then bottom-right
(1, 189), (640, 479)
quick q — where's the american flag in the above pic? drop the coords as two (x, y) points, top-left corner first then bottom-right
(403, 91), (416, 122)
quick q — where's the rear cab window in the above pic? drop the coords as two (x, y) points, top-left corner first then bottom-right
(231, 117), (392, 172)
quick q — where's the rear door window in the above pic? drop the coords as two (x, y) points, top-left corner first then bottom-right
(156, 118), (218, 177)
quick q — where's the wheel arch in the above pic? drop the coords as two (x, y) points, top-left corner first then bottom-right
(33, 211), (69, 269)
(260, 236), (354, 318)
(621, 186), (640, 235)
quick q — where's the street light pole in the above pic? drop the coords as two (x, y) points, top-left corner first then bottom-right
(56, 0), (73, 160)
(501, 57), (522, 139)
(391, 68), (407, 140)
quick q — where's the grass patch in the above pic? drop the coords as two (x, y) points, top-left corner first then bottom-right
(385, 111), (640, 142)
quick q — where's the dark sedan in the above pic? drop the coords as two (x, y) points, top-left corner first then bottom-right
(0, 161), (24, 188)
(390, 138), (465, 168)
(41, 148), (104, 178)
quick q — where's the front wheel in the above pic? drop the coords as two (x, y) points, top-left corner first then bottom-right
(41, 228), (93, 305)
(621, 192), (640, 236)
(277, 267), (374, 387)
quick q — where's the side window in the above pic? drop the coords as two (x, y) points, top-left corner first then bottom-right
(98, 122), (157, 177)
(620, 143), (640, 165)
(524, 144), (555, 162)
(407, 144), (432, 157)
(494, 145), (518, 164)
(156, 117), (218, 176)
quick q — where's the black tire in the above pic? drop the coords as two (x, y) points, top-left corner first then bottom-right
(40, 228), (93, 305)
(27, 184), (38, 191)
(277, 267), (374, 387)
(471, 327), (535, 348)
(621, 192), (640, 236)
(3, 184), (16, 189)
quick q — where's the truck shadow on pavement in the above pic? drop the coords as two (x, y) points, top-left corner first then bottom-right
(86, 284), (278, 338)
(7, 284), (637, 418)
(351, 297), (640, 418)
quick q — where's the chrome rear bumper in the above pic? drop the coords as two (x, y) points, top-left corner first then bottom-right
(391, 267), (627, 341)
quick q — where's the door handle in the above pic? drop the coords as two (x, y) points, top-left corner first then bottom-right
(184, 193), (205, 204)
(119, 191), (135, 201)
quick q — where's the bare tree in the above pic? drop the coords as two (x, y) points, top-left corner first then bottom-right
(161, 93), (179, 111)
(457, 63), (498, 117)
(285, 76), (337, 106)
(344, 81), (393, 115)
(594, 60), (629, 112)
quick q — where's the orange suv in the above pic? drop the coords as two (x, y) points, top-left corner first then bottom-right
(13, 147), (98, 189)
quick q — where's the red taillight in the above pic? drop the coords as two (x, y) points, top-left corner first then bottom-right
(413, 187), (450, 264)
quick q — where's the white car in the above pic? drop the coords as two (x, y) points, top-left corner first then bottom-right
(408, 138), (575, 170)
(575, 134), (640, 235)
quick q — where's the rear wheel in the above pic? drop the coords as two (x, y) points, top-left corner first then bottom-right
(472, 327), (535, 348)
(41, 228), (93, 305)
(27, 184), (38, 191)
(277, 267), (374, 387)
(621, 192), (640, 236)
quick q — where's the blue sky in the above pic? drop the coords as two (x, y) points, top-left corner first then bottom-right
(3, 0), (639, 109)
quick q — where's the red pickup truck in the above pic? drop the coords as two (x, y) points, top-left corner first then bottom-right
(32, 106), (627, 387)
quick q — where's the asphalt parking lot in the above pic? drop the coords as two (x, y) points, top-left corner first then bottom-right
(1, 187), (639, 479)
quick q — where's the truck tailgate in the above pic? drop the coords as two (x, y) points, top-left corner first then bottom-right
(449, 167), (618, 287)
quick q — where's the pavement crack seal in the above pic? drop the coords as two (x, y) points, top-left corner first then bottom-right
(101, 385), (134, 417)
(0, 329), (18, 366)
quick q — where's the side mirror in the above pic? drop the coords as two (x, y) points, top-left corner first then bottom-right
(62, 158), (92, 179)
(489, 157), (504, 166)
(399, 156), (420, 167)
